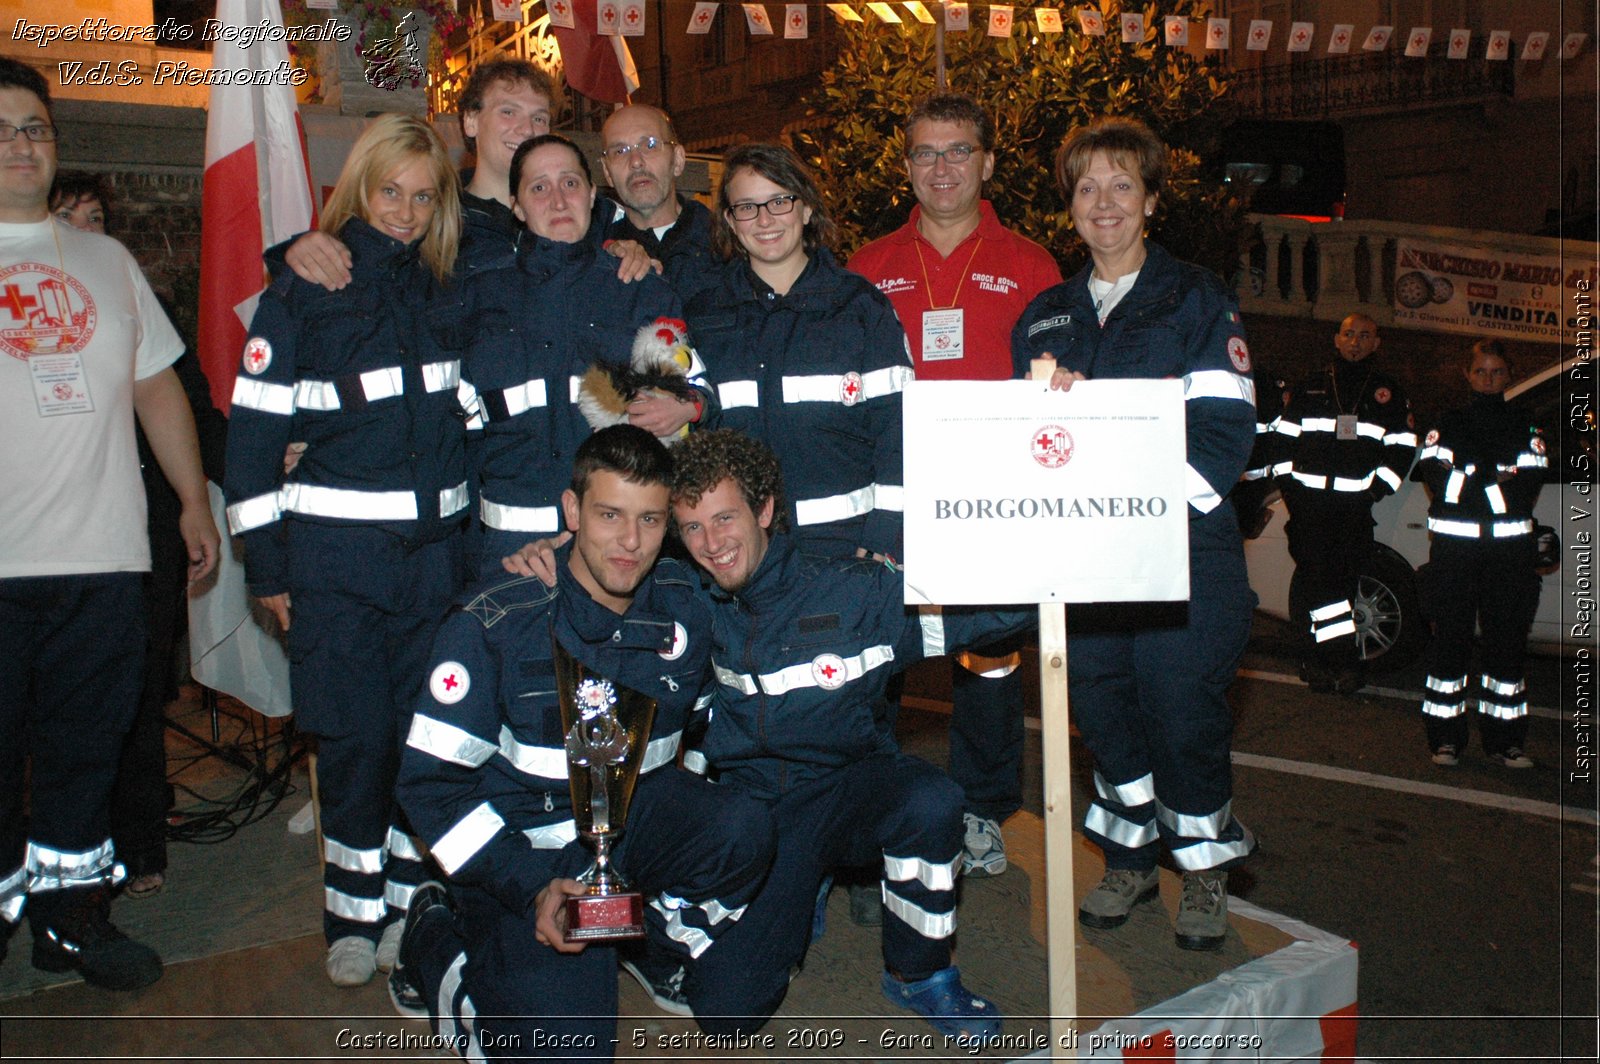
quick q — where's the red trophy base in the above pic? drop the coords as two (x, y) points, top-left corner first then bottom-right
(564, 890), (646, 942)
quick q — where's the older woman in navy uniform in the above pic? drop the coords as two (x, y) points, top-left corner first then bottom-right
(455, 134), (710, 580)
(224, 115), (468, 987)
(1011, 117), (1257, 951)
(1413, 340), (1549, 769)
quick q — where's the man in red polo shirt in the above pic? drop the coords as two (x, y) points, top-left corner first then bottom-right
(850, 92), (1060, 881)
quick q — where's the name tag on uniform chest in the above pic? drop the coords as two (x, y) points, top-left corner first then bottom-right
(1335, 414), (1359, 440)
(922, 308), (964, 362)
(30, 353), (95, 417)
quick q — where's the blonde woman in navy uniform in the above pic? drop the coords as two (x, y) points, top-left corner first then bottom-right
(224, 115), (468, 988)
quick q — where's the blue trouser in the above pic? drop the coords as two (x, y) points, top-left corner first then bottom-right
(1285, 491), (1374, 667)
(287, 522), (463, 944)
(1421, 534), (1539, 753)
(690, 752), (965, 1036)
(0, 573), (145, 925)
(948, 640), (1026, 822)
(1070, 543), (1257, 873)
(411, 767), (776, 1061)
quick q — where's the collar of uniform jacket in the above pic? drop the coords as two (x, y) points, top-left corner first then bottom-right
(340, 216), (425, 280)
(552, 541), (679, 654)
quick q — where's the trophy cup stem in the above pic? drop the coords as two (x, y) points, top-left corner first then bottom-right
(588, 762), (612, 835)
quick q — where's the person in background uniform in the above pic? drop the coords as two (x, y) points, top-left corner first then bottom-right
(0, 58), (219, 990)
(598, 104), (720, 305)
(457, 134), (707, 581)
(1011, 117), (1257, 952)
(49, 172), (228, 902)
(1232, 362), (1290, 540)
(688, 143), (912, 563)
(666, 430), (1031, 1040)
(1413, 340), (1549, 769)
(390, 426), (774, 1060)
(223, 115), (468, 989)
(1271, 312), (1417, 693)
(850, 92), (1062, 882)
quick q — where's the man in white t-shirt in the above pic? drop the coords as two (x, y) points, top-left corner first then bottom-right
(0, 58), (218, 991)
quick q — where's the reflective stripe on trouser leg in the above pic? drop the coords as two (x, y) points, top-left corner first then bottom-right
(0, 860), (26, 923)
(1310, 599), (1356, 643)
(1478, 673), (1528, 720)
(313, 735), (393, 942)
(385, 823), (429, 917)
(1422, 674), (1470, 718)
(1158, 799), (1257, 871)
(436, 951), (484, 1062)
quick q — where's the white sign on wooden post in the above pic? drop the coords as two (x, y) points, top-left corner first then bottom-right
(903, 375), (1190, 1055)
(902, 379), (1190, 605)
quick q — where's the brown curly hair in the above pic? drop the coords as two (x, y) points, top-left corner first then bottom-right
(669, 430), (789, 533)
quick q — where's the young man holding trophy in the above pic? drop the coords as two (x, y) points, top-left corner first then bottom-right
(391, 425), (775, 1060)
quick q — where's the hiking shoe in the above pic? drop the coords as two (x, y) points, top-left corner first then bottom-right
(30, 888), (162, 990)
(961, 813), (1007, 877)
(1078, 867), (1160, 929)
(375, 918), (404, 973)
(1174, 870), (1229, 952)
(398, 881), (451, 974)
(620, 958), (693, 1017)
(388, 967), (429, 1019)
(1431, 744), (1460, 766)
(881, 965), (1001, 1041)
(1487, 746), (1535, 769)
(326, 936), (377, 987)
(848, 882), (882, 926)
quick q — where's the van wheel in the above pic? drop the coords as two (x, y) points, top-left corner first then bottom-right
(1353, 549), (1426, 670)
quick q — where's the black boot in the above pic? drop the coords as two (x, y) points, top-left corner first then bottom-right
(30, 885), (162, 990)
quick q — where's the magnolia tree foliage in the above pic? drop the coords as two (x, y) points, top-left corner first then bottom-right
(792, 3), (1249, 280)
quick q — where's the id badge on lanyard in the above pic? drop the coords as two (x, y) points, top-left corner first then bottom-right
(922, 307), (964, 362)
(30, 352), (95, 417)
(1335, 414), (1359, 440)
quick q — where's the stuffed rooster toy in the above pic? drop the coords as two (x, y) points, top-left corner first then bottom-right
(577, 316), (700, 442)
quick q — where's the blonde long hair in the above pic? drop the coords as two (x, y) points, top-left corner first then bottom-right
(320, 114), (461, 282)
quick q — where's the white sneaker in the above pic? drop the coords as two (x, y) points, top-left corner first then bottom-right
(326, 936), (377, 987)
(961, 813), (1007, 877)
(375, 920), (404, 973)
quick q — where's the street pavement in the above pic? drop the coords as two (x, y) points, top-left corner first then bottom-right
(899, 613), (1597, 1063)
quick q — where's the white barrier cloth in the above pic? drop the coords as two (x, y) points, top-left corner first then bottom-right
(903, 379), (1189, 605)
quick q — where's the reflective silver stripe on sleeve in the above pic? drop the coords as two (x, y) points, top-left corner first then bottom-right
(681, 749), (709, 775)
(1333, 473), (1376, 492)
(1427, 517), (1481, 537)
(718, 379), (759, 409)
(431, 802), (506, 874)
(1492, 519), (1534, 537)
(1374, 466), (1402, 492)
(750, 644), (896, 696)
(1274, 419), (1303, 437)
(795, 484), (876, 526)
(1517, 450), (1548, 469)
(1356, 421), (1385, 441)
(1093, 771), (1156, 807)
(1384, 430), (1418, 447)
(293, 366), (404, 411)
(1083, 804), (1159, 849)
(1417, 444), (1454, 464)
(1485, 483), (1507, 514)
(386, 827), (425, 862)
(496, 378), (549, 418)
(883, 852), (961, 892)
(281, 482), (419, 521)
(226, 492), (282, 534)
(1155, 799), (1233, 840)
(1183, 369), (1255, 404)
(1290, 472), (1327, 489)
(881, 885), (955, 938)
(1186, 464), (1223, 514)
(498, 726), (683, 780)
(423, 360), (461, 393)
(523, 820), (578, 849)
(480, 498), (560, 533)
(781, 365), (913, 404)
(458, 380), (483, 430)
(874, 483), (905, 512)
(1300, 417), (1336, 434)
(1168, 827), (1255, 871)
(408, 714), (499, 767)
(715, 664), (759, 695)
(231, 376), (296, 415)
(1444, 470), (1466, 503)
(324, 835), (385, 874)
(919, 609), (946, 658)
(324, 885), (387, 923)
(441, 481), (470, 518)
(568, 375), (584, 404)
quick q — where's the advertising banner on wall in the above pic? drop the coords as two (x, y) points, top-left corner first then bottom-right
(1392, 237), (1593, 344)
(902, 379), (1189, 605)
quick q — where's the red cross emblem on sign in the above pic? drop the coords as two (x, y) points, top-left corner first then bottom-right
(1252, 27), (1265, 41)
(1031, 424), (1074, 468)
(790, 12), (802, 27)
(1210, 25), (1223, 39)
(696, 9), (710, 22)
(752, 10), (767, 26)
(602, 5), (616, 22)
(1295, 29), (1308, 43)
(1412, 35), (1425, 48)
(1085, 15), (1100, 32)
(994, 12), (1009, 28)
(626, 7), (639, 23)
(1490, 38), (1505, 53)
(554, 0), (567, 13)
(1335, 31), (1348, 45)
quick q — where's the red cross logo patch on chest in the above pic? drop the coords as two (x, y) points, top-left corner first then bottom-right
(840, 371), (864, 406)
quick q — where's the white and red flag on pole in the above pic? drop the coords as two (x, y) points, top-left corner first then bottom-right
(198, 0), (315, 414)
(550, 0), (635, 102)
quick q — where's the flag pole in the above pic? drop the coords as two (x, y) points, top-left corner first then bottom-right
(934, 3), (947, 89)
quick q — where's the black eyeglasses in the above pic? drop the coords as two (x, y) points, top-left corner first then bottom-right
(0, 123), (57, 143)
(599, 135), (673, 161)
(726, 194), (800, 221)
(908, 144), (977, 167)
